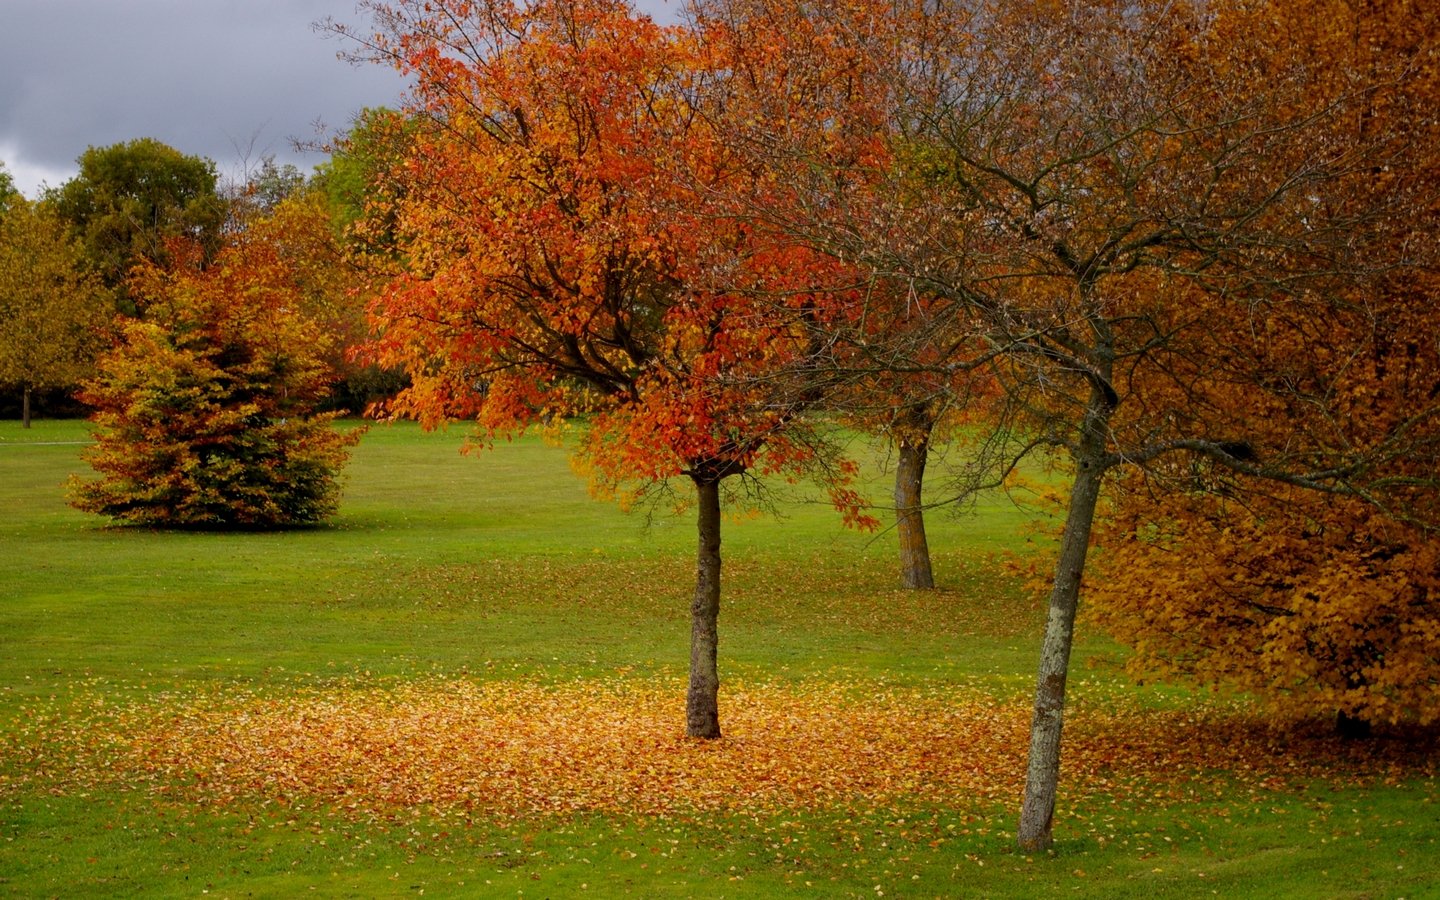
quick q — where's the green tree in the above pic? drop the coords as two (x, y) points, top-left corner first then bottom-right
(68, 227), (360, 528)
(312, 107), (416, 256)
(51, 138), (226, 311)
(0, 198), (110, 426)
(0, 162), (18, 214)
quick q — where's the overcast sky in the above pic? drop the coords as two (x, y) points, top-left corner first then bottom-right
(0, 0), (679, 198)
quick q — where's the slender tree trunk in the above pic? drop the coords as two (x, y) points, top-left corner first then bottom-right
(1017, 398), (1112, 852)
(894, 423), (935, 589)
(22, 384), (31, 429)
(687, 475), (723, 739)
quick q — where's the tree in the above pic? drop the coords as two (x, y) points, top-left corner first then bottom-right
(854, 319), (1004, 591)
(847, 351), (994, 591)
(0, 162), (18, 213)
(1086, 0), (1440, 739)
(50, 138), (226, 311)
(227, 155), (308, 225)
(68, 224), (360, 528)
(889, 401), (939, 589)
(1090, 489), (1440, 736)
(0, 198), (110, 426)
(333, 0), (872, 737)
(312, 107), (416, 254)
(692, 0), (1439, 849)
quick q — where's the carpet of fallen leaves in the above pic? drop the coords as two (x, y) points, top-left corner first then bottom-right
(2, 678), (1435, 823)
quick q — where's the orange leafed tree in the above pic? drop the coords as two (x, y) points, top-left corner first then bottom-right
(333, 0), (874, 738)
(1087, 0), (1440, 738)
(689, 0), (1002, 592)
(692, 0), (1440, 850)
(69, 220), (360, 528)
(1090, 491), (1440, 734)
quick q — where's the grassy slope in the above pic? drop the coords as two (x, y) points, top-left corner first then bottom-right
(1, 419), (1435, 898)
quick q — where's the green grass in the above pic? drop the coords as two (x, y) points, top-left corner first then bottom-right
(2, 418), (1436, 898)
(0, 419), (1048, 700)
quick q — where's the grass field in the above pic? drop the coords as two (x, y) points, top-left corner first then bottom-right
(1, 419), (1435, 898)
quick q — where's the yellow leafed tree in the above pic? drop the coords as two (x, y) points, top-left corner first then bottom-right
(0, 198), (110, 427)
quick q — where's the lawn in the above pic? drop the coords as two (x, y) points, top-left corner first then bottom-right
(1, 419), (1435, 898)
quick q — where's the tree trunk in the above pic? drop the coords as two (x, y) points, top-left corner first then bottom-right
(1016, 400), (1112, 852)
(687, 475), (723, 739)
(1336, 710), (1372, 740)
(22, 384), (31, 429)
(895, 426), (935, 589)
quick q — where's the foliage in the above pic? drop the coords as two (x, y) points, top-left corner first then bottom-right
(9, 678), (1435, 824)
(67, 228), (360, 528)
(49, 138), (226, 307)
(1090, 490), (1440, 730)
(337, 0), (877, 738)
(0, 161), (18, 213)
(351, 0), (861, 494)
(1084, 0), (1440, 734)
(0, 198), (110, 423)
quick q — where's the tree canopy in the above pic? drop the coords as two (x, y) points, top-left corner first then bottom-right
(335, 0), (876, 737)
(68, 219), (360, 528)
(0, 198), (110, 426)
(686, 0), (1440, 849)
(50, 138), (226, 310)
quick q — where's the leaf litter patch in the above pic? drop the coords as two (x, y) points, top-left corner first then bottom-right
(3, 678), (1434, 822)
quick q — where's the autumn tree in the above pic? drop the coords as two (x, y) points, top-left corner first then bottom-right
(235, 171), (394, 415)
(51, 138), (226, 311)
(693, 0), (1439, 849)
(0, 162), (17, 213)
(331, 0), (871, 737)
(68, 220), (360, 528)
(313, 107), (416, 253)
(885, 400), (941, 588)
(1086, 0), (1440, 739)
(0, 198), (110, 426)
(1091, 490), (1440, 736)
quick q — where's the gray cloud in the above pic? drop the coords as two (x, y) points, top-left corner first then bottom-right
(1, 0), (683, 197)
(1, 0), (405, 195)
